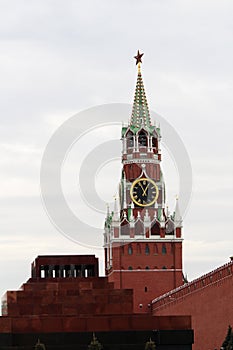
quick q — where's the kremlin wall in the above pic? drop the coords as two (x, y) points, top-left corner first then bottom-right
(152, 259), (233, 350)
(0, 53), (232, 349)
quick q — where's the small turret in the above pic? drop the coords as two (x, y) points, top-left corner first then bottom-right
(128, 203), (135, 223)
(112, 197), (120, 222)
(174, 196), (182, 228)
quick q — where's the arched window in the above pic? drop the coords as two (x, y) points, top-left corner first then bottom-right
(145, 244), (150, 255)
(135, 220), (144, 235)
(121, 220), (130, 236)
(162, 244), (167, 255)
(152, 137), (157, 149)
(138, 130), (148, 146)
(151, 222), (160, 235)
(162, 266), (167, 270)
(128, 266), (133, 270)
(126, 131), (134, 148)
(128, 244), (133, 255)
(145, 266), (150, 270)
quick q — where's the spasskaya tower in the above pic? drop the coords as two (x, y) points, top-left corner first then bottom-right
(104, 51), (184, 313)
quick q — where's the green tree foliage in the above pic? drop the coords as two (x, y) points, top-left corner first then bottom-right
(145, 338), (156, 350)
(222, 326), (233, 350)
(34, 339), (46, 350)
(88, 333), (103, 350)
(226, 332), (233, 350)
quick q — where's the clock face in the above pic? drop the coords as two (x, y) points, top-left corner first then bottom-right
(130, 178), (159, 207)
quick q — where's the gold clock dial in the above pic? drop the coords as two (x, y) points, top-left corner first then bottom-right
(130, 178), (159, 207)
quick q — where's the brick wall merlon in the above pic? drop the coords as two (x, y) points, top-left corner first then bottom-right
(152, 260), (233, 310)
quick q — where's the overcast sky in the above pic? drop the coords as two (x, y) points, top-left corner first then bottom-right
(0, 0), (232, 301)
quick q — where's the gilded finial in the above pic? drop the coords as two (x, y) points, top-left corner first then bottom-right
(137, 62), (141, 73)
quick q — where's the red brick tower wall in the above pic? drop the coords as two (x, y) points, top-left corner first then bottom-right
(152, 260), (233, 350)
(107, 241), (183, 313)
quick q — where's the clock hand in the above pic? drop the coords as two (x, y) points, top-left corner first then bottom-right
(138, 182), (144, 192)
(138, 181), (147, 196)
(142, 183), (149, 196)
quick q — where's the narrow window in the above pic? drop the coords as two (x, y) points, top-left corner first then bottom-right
(138, 130), (148, 146)
(145, 286), (148, 292)
(54, 265), (60, 278)
(44, 265), (49, 278)
(145, 244), (150, 255)
(40, 266), (45, 278)
(128, 244), (133, 255)
(162, 244), (167, 254)
(126, 131), (134, 148)
(152, 137), (157, 149)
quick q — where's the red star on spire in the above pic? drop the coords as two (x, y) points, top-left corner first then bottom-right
(134, 50), (144, 65)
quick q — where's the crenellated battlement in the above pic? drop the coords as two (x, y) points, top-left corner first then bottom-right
(152, 259), (233, 312)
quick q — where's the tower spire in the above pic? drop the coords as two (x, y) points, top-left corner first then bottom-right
(130, 50), (152, 129)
